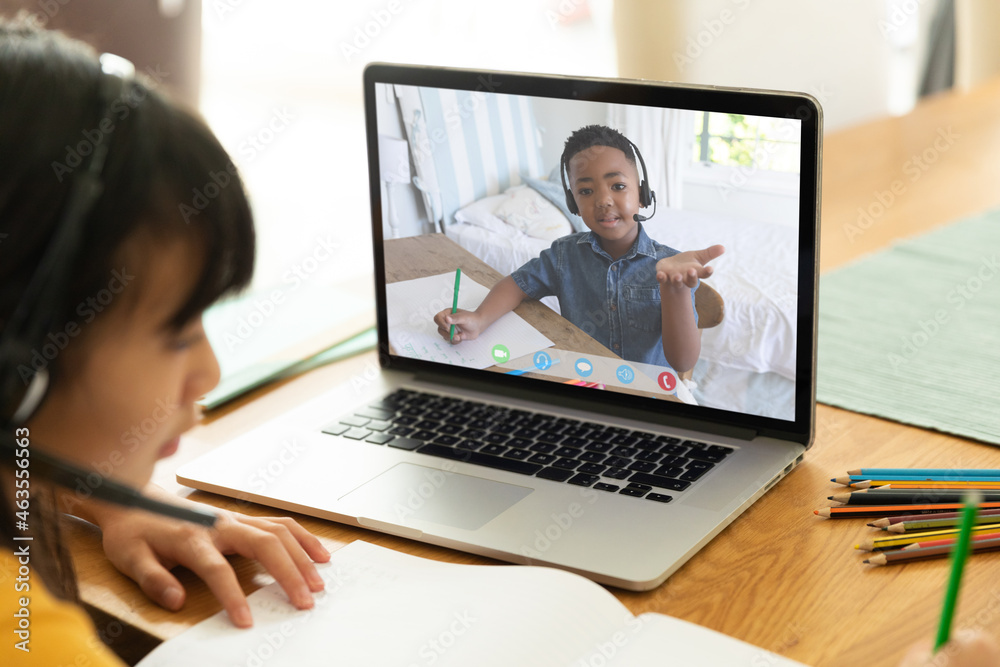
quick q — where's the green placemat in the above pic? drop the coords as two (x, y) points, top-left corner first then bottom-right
(817, 209), (1000, 444)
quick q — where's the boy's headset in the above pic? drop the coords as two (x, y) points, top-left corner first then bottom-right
(0, 54), (215, 527)
(560, 138), (657, 222)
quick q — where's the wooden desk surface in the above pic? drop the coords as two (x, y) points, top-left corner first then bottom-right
(70, 77), (1000, 666)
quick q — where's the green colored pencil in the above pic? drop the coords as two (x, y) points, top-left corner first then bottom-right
(935, 492), (981, 651)
(449, 268), (461, 341)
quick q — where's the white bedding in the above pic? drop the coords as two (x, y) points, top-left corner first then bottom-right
(447, 203), (798, 381)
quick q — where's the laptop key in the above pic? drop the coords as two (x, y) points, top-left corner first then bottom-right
(627, 472), (691, 492)
(577, 463), (606, 475)
(388, 436), (423, 450)
(357, 407), (395, 421)
(340, 415), (371, 427)
(389, 425), (414, 436)
(568, 473), (600, 487)
(552, 457), (580, 470)
(504, 448), (532, 460)
(433, 435), (459, 446)
(529, 442), (557, 453)
(321, 423), (350, 436)
(646, 493), (673, 503)
(438, 424), (463, 436)
(610, 446), (637, 458)
(480, 444), (508, 456)
(393, 415), (419, 426)
(561, 436), (589, 448)
(654, 465), (684, 478)
(687, 450), (726, 463)
(680, 468), (710, 482)
(365, 433), (395, 445)
(554, 446), (579, 458)
(343, 427), (372, 440)
(536, 467), (574, 482)
(579, 451), (605, 463)
(417, 444), (542, 475)
(593, 482), (620, 492)
(605, 468), (630, 480)
(619, 487), (647, 497)
(528, 453), (556, 465)
(627, 461), (657, 473)
(605, 456), (630, 469)
(687, 460), (713, 471)
(365, 420), (392, 432)
(636, 450), (663, 462)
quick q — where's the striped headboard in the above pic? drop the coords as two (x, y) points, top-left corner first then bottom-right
(395, 84), (545, 228)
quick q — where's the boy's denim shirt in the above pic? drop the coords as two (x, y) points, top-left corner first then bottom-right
(511, 224), (698, 369)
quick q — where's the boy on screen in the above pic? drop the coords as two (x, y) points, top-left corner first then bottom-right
(433, 125), (724, 373)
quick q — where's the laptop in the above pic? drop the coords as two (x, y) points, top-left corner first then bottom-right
(178, 63), (821, 591)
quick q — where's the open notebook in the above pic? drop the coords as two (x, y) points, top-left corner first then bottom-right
(137, 541), (807, 666)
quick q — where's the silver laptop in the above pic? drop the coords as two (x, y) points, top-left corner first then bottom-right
(178, 64), (821, 591)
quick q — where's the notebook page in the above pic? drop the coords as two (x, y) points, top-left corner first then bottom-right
(386, 272), (554, 369)
(596, 613), (809, 666)
(137, 540), (638, 666)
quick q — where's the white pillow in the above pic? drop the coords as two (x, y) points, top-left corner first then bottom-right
(493, 185), (573, 242)
(453, 194), (511, 236)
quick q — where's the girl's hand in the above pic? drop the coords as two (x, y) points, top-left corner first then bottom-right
(85, 485), (330, 628)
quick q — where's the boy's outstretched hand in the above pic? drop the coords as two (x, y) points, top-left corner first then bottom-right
(433, 308), (486, 344)
(656, 245), (725, 289)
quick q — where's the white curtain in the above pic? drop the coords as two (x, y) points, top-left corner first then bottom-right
(608, 105), (692, 210)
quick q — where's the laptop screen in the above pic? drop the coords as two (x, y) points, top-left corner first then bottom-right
(365, 65), (820, 442)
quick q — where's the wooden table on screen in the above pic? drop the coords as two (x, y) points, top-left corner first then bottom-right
(383, 232), (617, 361)
(68, 77), (1000, 667)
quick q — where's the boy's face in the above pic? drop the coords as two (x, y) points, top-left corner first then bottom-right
(567, 145), (642, 251)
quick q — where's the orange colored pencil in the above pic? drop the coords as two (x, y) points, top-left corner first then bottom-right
(815, 502), (1000, 518)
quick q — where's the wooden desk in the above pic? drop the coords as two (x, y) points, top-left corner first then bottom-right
(70, 77), (1000, 666)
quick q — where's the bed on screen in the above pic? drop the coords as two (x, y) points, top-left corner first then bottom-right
(388, 85), (797, 419)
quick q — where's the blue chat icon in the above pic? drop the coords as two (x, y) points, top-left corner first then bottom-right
(574, 358), (594, 378)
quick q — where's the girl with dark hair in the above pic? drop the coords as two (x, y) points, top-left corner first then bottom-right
(1, 16), (328, 665)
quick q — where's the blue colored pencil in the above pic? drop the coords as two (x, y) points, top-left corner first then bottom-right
(834, 475), (1000, 484)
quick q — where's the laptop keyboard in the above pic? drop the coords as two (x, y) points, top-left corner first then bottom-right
(320, 389), (734, 503)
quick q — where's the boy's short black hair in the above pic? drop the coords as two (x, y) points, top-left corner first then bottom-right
(561, 124), (636, 172)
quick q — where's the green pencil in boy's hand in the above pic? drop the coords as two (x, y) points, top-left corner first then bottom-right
(449, 268), (461, 341)
(935, 491), (982, 652)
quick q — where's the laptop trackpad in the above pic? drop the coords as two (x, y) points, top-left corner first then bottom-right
(338, 463), (533, 532)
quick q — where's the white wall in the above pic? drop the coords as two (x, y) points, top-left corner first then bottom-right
(614, 0), (942, 132)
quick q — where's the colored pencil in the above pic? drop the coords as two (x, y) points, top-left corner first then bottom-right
(833, 475), (1000, 485)
(864, 537), (1000, 566)
(885, 515), (1000, 533)
(849, 468), (1000, 477)
(935, 493), (980, 651)
(852, 481), (1000, 490)
(814, 502), (1000, 518)
(855, 524), (1000, 551)
(830, 491), (1000, 506)
(868, 507), (1000, 528)
(901, 531), (1000, 551)
(449, 268), (461, 341)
